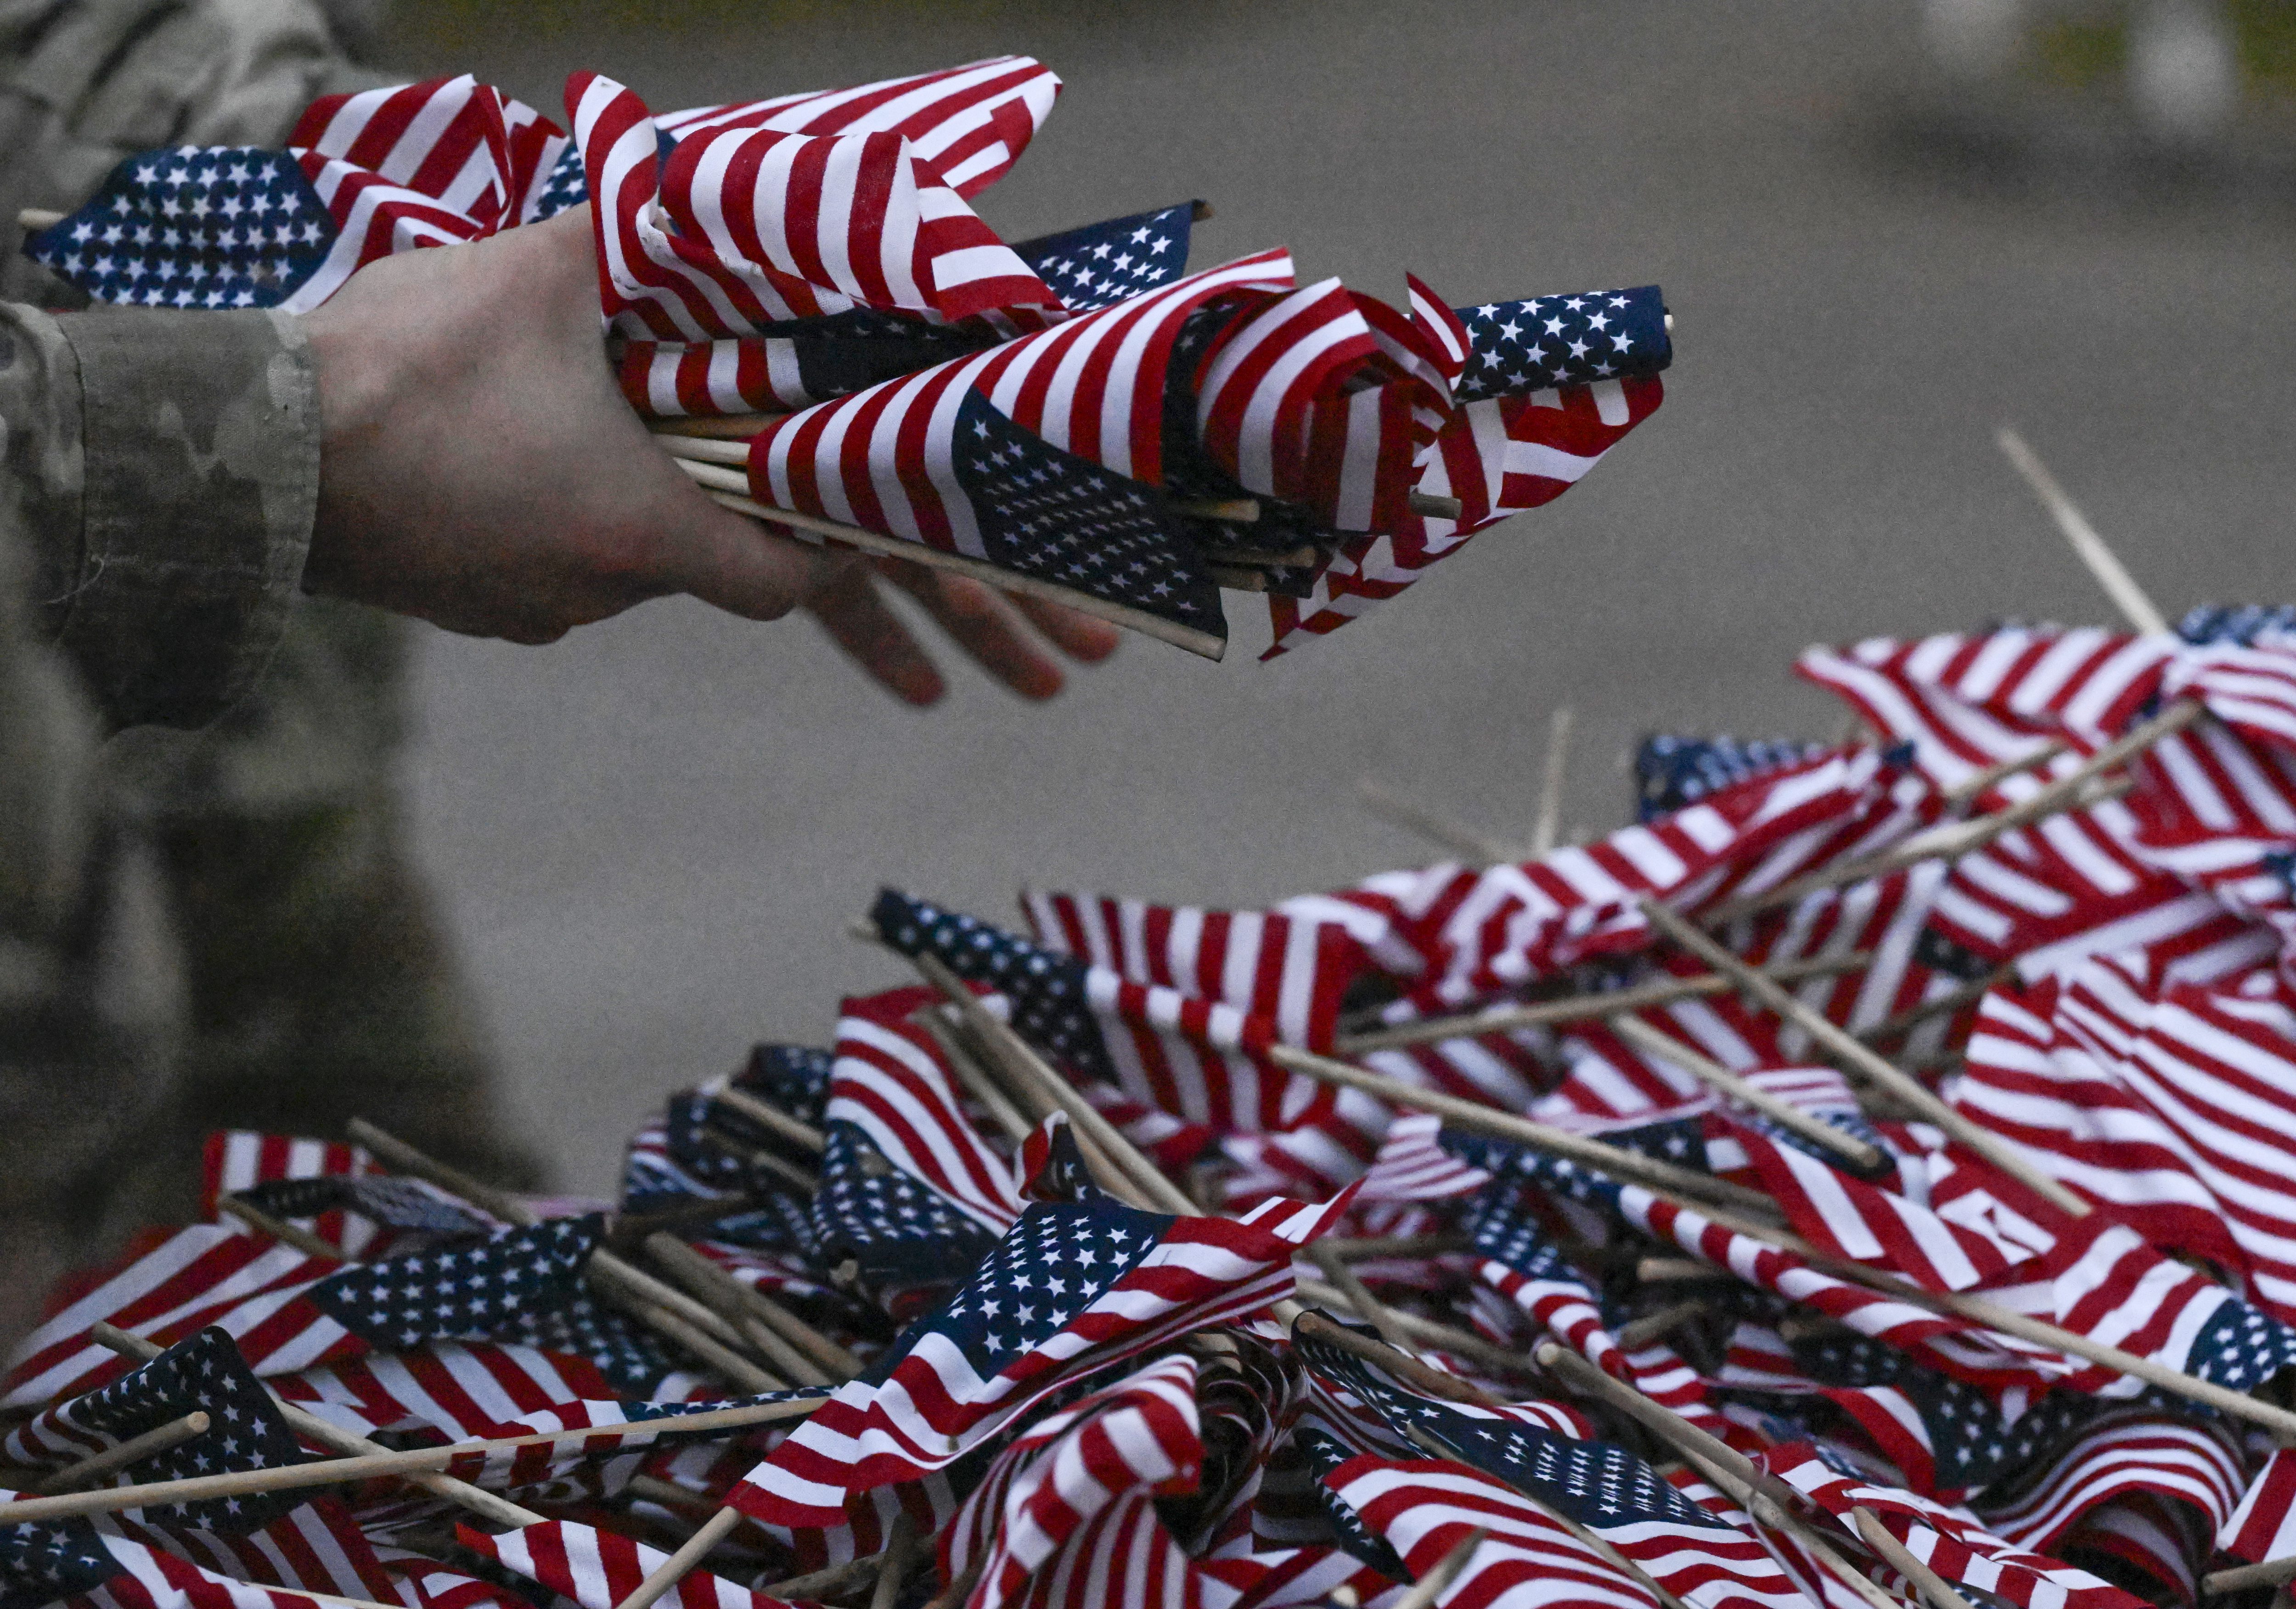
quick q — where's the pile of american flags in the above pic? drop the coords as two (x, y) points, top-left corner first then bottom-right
(21, 58), (1671, 659)
(12, 597), (2296, 1609)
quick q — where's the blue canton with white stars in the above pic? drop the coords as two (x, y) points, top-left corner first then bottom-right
(1451, 286), (1670, 402)
(236, 1175), (495, 1240)
(1295, 1426), (1409, 1581)
(26, 146), (337, 309)
(1011, 202), (1196, 314)
(952, 388), (1224, 634)
(869, 890), (1116, 1084)
(44, 1328), (307, 1534)
(1297, 1324), (1725, 1533)
(0, 1508), (119, 1609)
(300, 1216), (598, 1351)
(879, 1197), (1174, 1387)
(810, 1122), (998, 1302)
(1635, 734), (1831, 822)
(2185, 1295), (2296, 1392)
(2178, 602), (2296, 648)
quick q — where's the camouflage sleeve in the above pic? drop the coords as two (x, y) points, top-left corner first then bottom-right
(1, 299), (321, 727)
(0, 0), (390, 305)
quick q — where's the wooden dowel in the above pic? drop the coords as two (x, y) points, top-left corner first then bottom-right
(17, 208), (62, 231)
(682, 470), (1228, 661)
(1638, 899), (2085, 1215)
(1637, 1258), (1728, 1284)
(914, 1009), (1040, 1144)
(1390, 1525), (1486, 1609)
(347, 1120), (777, 1374)
(1407, 491), (1465, 522)
(1606, 1015), (1886, 1173)
(1293, 1281), (1533, 1380)
(89, 1323), (542, 1530)
(216, 1197), (340, 1260)
(643, 1234), (857, 1380)
(1855, 1506), (1981, 1609)
(0, 1390), (820, 1525)
(867, 1512), (919, 1609)
(1264, 1043), (1783, 1219)
(1614, 1298), (1709, 1352)
(1704, 701), (2198, 924)
(2204, 1553), (2296, 1595)
(1355, 778), (1519, 864)
(642, 1235), (827, 1387)
(769, 1550), (890, 1601)
(34, 1412), (208, 1493)
(646, 413), (783, 440)
(624, 1473), (720, 1519)
(1996, 427), (2170, 636)
(703, 1081), (827, 1154)
(1292, 1311), (1499, 1408)
(1316, 1233), (1475, 1260)
(1855, 964), (2015, 1048)
(1940, 742), (2066, 806)
(1531, 706), (1575, 858)
(1338, 953), (1873, 1054)
(1406, 1424), (1692, 1609)
(612, 1504), (743, 1609)
(906, 951), (1193, 1216)
(1173, 498), (1261, 522)
(1305, 1246), (1419, 1357)
(653, 433), (747, 466)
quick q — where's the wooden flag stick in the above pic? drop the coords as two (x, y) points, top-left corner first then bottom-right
(1265, 1043), (1782, 1220)
(1995, 427), (2170, 636)
(1703, 700), (2197, 925)
(642, 1234), (832, 1386)
(905, 950), (1197, 1216)
(1532, 1342), (1906, 1609)
(1854, 964), (2015, 1049)
(644, 1234), (859, 1380)
(86, 1323), (542, 1529)
(1613, 1298), (1709, 1353)
(768, 1551), (892, 1602)
(1940, 742), (2066, 806)
(1292, 1281), (1537, 1380)
(1406, 1424), (1693, 1609)
(17, 208), (62, 231)
(344, 1120), (783, 1382)
(216, 1197), (340, 1259)
(0, 1392), (822, 1524)
(1305, 1245), (1420, 1356)
(867, 1512), (920, 1609)
(1390, 1526), (1488, 1609)
(1637, 898), (2087, 1215)
(1337, 952), (1872, 1055)
(647, 413), (783, 441)
(1356, 779), (1519, 863)
(671, 460), (1229, 660)
(2204, 1553), (2296, 1596)
(1531, 706), (1575, 857)
(1605, 1015), (1886, 1173)
(914, 1009), (1040, 1144)
(34, 1412), (208, 1494)
(612, 1504), (744, 1609)
(1853, 1507), (1981, 1609)
(1316, 1233), (1475, 1260)
(702, 1080), (827, 1154)
(1292, 1311), (1501, 1408)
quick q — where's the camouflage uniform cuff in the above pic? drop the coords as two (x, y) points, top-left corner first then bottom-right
(50, 307), (319, 729)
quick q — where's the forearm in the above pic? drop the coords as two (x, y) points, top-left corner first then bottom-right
(3, 301), (321, 727)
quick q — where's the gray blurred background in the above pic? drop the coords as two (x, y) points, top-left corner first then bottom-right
(380, 0), (2296, 1192)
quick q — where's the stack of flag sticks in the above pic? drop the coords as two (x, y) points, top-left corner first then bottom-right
(12, 443), (2296, 1609)
(19, 59), (1672, 660)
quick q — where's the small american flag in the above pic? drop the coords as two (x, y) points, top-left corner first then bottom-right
(2220, 1446), (2296, 1566)
(809, 1121), (999, 1314)
(1452, 286), (1670, 399)
(1011, 201), (1198, 313)
(731, 1187), (1351, 1530)
(828, 991), (1022, 1235)
(459, 1517), (784, 1609)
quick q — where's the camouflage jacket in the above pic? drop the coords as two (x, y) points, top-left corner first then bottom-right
(0, 0), (384, 731)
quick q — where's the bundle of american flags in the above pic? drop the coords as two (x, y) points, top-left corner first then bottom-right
(19, 59), (1672, 659)
(14, 572), (2296, 1609)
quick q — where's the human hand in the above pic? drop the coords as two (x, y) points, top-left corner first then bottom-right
(299, 204), (1123, 698)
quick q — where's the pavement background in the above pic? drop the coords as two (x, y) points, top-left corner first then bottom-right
(384, 0), (2296, 1193)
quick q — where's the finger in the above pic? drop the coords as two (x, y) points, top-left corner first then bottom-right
(875, 562), (1067, 701)
(805, 564), (946, 706)
(1008, 594), (1124, 663)
(651, 498), (844, 623)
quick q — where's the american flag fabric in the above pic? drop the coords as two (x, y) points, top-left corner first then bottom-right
(457, 1519), (789, 1609)
(1970, 1407), (2244, 1564)
(269, 1338), (620, 1443)
(2, 1216), (668, 1405)
(0, 1495), (407, 1609)
(2, 1329), (307, 1534)
(828, 989), (1022, 1235)
(1453, 286), (1671, 398)
(1764, 1443), (2150, 1609)
(2220, 1446), (2296, 1565)
(1013, 201), (1200, 314)
(729, 1186), (1354, 1529)
(201, 1133), (383, 1259)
